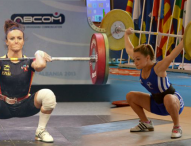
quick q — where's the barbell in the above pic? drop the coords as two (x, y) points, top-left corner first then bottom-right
(88, 9), (191, 58)
(1, 33), (109, 85)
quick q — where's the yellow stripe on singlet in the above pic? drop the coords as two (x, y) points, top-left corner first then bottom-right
(0, 55), (28, 60)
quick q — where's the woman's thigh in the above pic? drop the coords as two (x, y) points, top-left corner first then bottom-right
(11, 94), (40, 118)
(127, 91), (151, 112)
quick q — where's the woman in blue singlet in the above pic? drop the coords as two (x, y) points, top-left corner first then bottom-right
(124, 28), (184, 139)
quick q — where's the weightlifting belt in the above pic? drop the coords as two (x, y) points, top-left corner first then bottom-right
(0, 94), (29, 104)
(152, 84), (175, 104)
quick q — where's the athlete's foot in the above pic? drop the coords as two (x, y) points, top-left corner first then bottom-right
(35, 128), (54, 143)
(171, 126), (182, 139)
(130, 120), (154, 132)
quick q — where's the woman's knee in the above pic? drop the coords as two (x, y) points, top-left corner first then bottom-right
(164, 94), (179, 108)
(35, 89), (57, 111)
(126, 91), (136, 103)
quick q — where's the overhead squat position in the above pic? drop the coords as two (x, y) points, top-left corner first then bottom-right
(0, 20), (57, 143)
(125, 28), (184, 139)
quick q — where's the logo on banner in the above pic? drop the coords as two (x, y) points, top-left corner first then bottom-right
(11, 13), (65, 25)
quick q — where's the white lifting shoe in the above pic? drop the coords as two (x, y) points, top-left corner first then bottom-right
(130, 120), (154, 132)
(171, 126), (182, 139)
(35, 128), (54, 143)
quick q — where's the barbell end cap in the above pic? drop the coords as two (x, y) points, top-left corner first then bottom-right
(90, 55), (97, 62)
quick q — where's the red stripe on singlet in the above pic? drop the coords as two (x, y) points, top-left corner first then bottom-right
(28, 70), (35, 94)
(0, 55), (6, 95)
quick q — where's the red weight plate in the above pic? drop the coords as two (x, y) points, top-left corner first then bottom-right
(89, 33), (106, 84)
(112, 100), (130, 107)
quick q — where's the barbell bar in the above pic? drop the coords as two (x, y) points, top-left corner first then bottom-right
(2, 56), (97, 62)
(115, 27), (183, 38)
